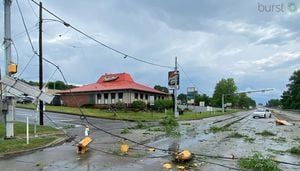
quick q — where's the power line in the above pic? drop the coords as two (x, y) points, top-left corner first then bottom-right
(16, 0), (38, 55)
(30, 0), (173, 69)
(177, 63), (205, 94)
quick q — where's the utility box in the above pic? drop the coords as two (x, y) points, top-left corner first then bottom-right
(8, 63), (17, 74)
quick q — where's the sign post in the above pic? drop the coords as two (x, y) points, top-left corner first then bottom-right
(168, 57), (179, 117)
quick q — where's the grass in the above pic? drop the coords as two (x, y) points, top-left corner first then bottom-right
(0, 137), (56, 153)
(208, 126), (231, 133)
(256, 130), (276, 137)
(227, 132), (248, 138)
(244, 137), (255, 143)
(289, 146), (300, 154)
(0, 122), (60, 137)
(271, 137), (286, 143)
(120, 128), (131, 134)
(0, 122), (60, 154)
(238, 153), (282, 171)
(16, 103), (240, 121)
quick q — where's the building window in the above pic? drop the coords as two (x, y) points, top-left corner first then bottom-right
(97, 94), (102, 104)
(145, 94), (148, 100)
(162, 96), (164, 100)
(118, 92), (123, 101)
(111, 93), (116, 104)
(104, 93), (108, 104)
(154, 95), (157, 100)
(111, 93), (116, 99)
(135, 93), (138, 99)
(140, 93), (144, 99)
(97, 94), (101, 99)
(104, 93), (108, 99)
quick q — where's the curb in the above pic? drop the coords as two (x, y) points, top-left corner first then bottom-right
(0, 136), (70, 159)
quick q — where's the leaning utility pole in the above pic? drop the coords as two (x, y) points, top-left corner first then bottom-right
(3, 0), (14, 138)
(174, 57), (179, 117)
(39, 2), (44, 125)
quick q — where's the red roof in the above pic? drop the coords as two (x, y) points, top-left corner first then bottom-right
(60, 73), (167, 95)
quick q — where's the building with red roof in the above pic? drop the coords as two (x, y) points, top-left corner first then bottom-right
(59, 72), (168, 107)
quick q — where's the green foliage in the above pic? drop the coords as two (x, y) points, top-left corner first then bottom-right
(237, 93), (256, 109)
(120, 128), (131, 134)
(154, 85), (169, 94)
(238, 153), (282, 171)
(160, 116), (180, 137)
(244, 137), (255, 143)
(281, 69), (300, 109)
(153, 99), (173, 111)
(266, 99), (281, 107)
(114, 101), (126, 110)
(290, 146), (300, 154)
(132, 101), (146, 111)
(227, 132), (248, 138)
(211, 78), (238, 107)
(256, 130), (276, 136)
(177, 93), (187, 104)
(194, 93), (211, 106)
(208, 126), (231, 133)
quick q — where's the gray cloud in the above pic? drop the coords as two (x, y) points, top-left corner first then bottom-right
(1, 0), (299, 104)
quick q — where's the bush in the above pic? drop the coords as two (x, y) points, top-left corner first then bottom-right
(132, 101), (146, 111)
(154, 99), (173, 111)
(114, 101), (126, 110)
(238, 153), (282, 171)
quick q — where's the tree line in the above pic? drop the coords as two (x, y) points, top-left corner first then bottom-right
(266, 69), (300, 109)
(177, 78), (256, 109)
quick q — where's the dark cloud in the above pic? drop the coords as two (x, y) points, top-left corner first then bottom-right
(1, 0), (299, 103)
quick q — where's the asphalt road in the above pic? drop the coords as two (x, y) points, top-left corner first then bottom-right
(1, 110), (299, 171)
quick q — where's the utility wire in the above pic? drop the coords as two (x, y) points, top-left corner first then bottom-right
(30, 0), (173, 69)
(16, 0), (38, 55)
(178, 63), (205, 94)
(16, 0), (300, 168)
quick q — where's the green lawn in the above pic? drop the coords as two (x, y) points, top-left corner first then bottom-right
(16, 103), (240, 121)
(0, 122), (61, 154)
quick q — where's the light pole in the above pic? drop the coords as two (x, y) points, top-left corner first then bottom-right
(221, 88), (273, 113)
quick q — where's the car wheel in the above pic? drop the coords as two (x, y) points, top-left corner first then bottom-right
(269, 114), (272, 118)
(264, 114), (266, 118)
(253, 116), (256, 119)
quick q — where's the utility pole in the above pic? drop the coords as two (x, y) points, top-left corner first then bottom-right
(174, 57), (179, 117)
(3, 0), (14, 138)
(39, 2), (44, 125)
(222, 94), (224, 113)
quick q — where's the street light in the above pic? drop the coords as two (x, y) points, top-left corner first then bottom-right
(222, 88), (274, 113)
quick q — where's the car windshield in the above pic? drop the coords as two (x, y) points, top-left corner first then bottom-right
(256, 109), (265, 112)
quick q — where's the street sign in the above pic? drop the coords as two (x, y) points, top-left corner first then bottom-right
(168, 71), (179, 89)
(0, 76), (54, 103)
(187, 87), (197, 104)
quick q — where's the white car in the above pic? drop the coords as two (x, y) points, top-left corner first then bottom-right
(253, 109), (272, 118)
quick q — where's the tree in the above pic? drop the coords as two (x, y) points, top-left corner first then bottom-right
(281, 69), (300, 109)
(154, 85), (169, 94)
(211, 78), (238, 107)
(195, 93), (211, 106)
(177, 93), (187, 104)
(237, 93), (256, 109)
(47, 81), (76, 90)
(266, 99), (281, 107)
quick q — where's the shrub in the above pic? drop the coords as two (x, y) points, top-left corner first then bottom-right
(154, 99), (173, 111)
(132, 101), (146, 111)
(114, 101), (126, 110)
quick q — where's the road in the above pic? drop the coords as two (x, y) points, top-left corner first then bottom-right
(0, 109), (299, 171)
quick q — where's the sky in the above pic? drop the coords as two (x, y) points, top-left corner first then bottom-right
(1, 0), (300, 104)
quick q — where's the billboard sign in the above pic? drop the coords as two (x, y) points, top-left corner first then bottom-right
(168, 71), (179, 89)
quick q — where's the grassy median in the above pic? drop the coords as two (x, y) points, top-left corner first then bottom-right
(16, 103), (240, 121)
(0, 122), (61, 154)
